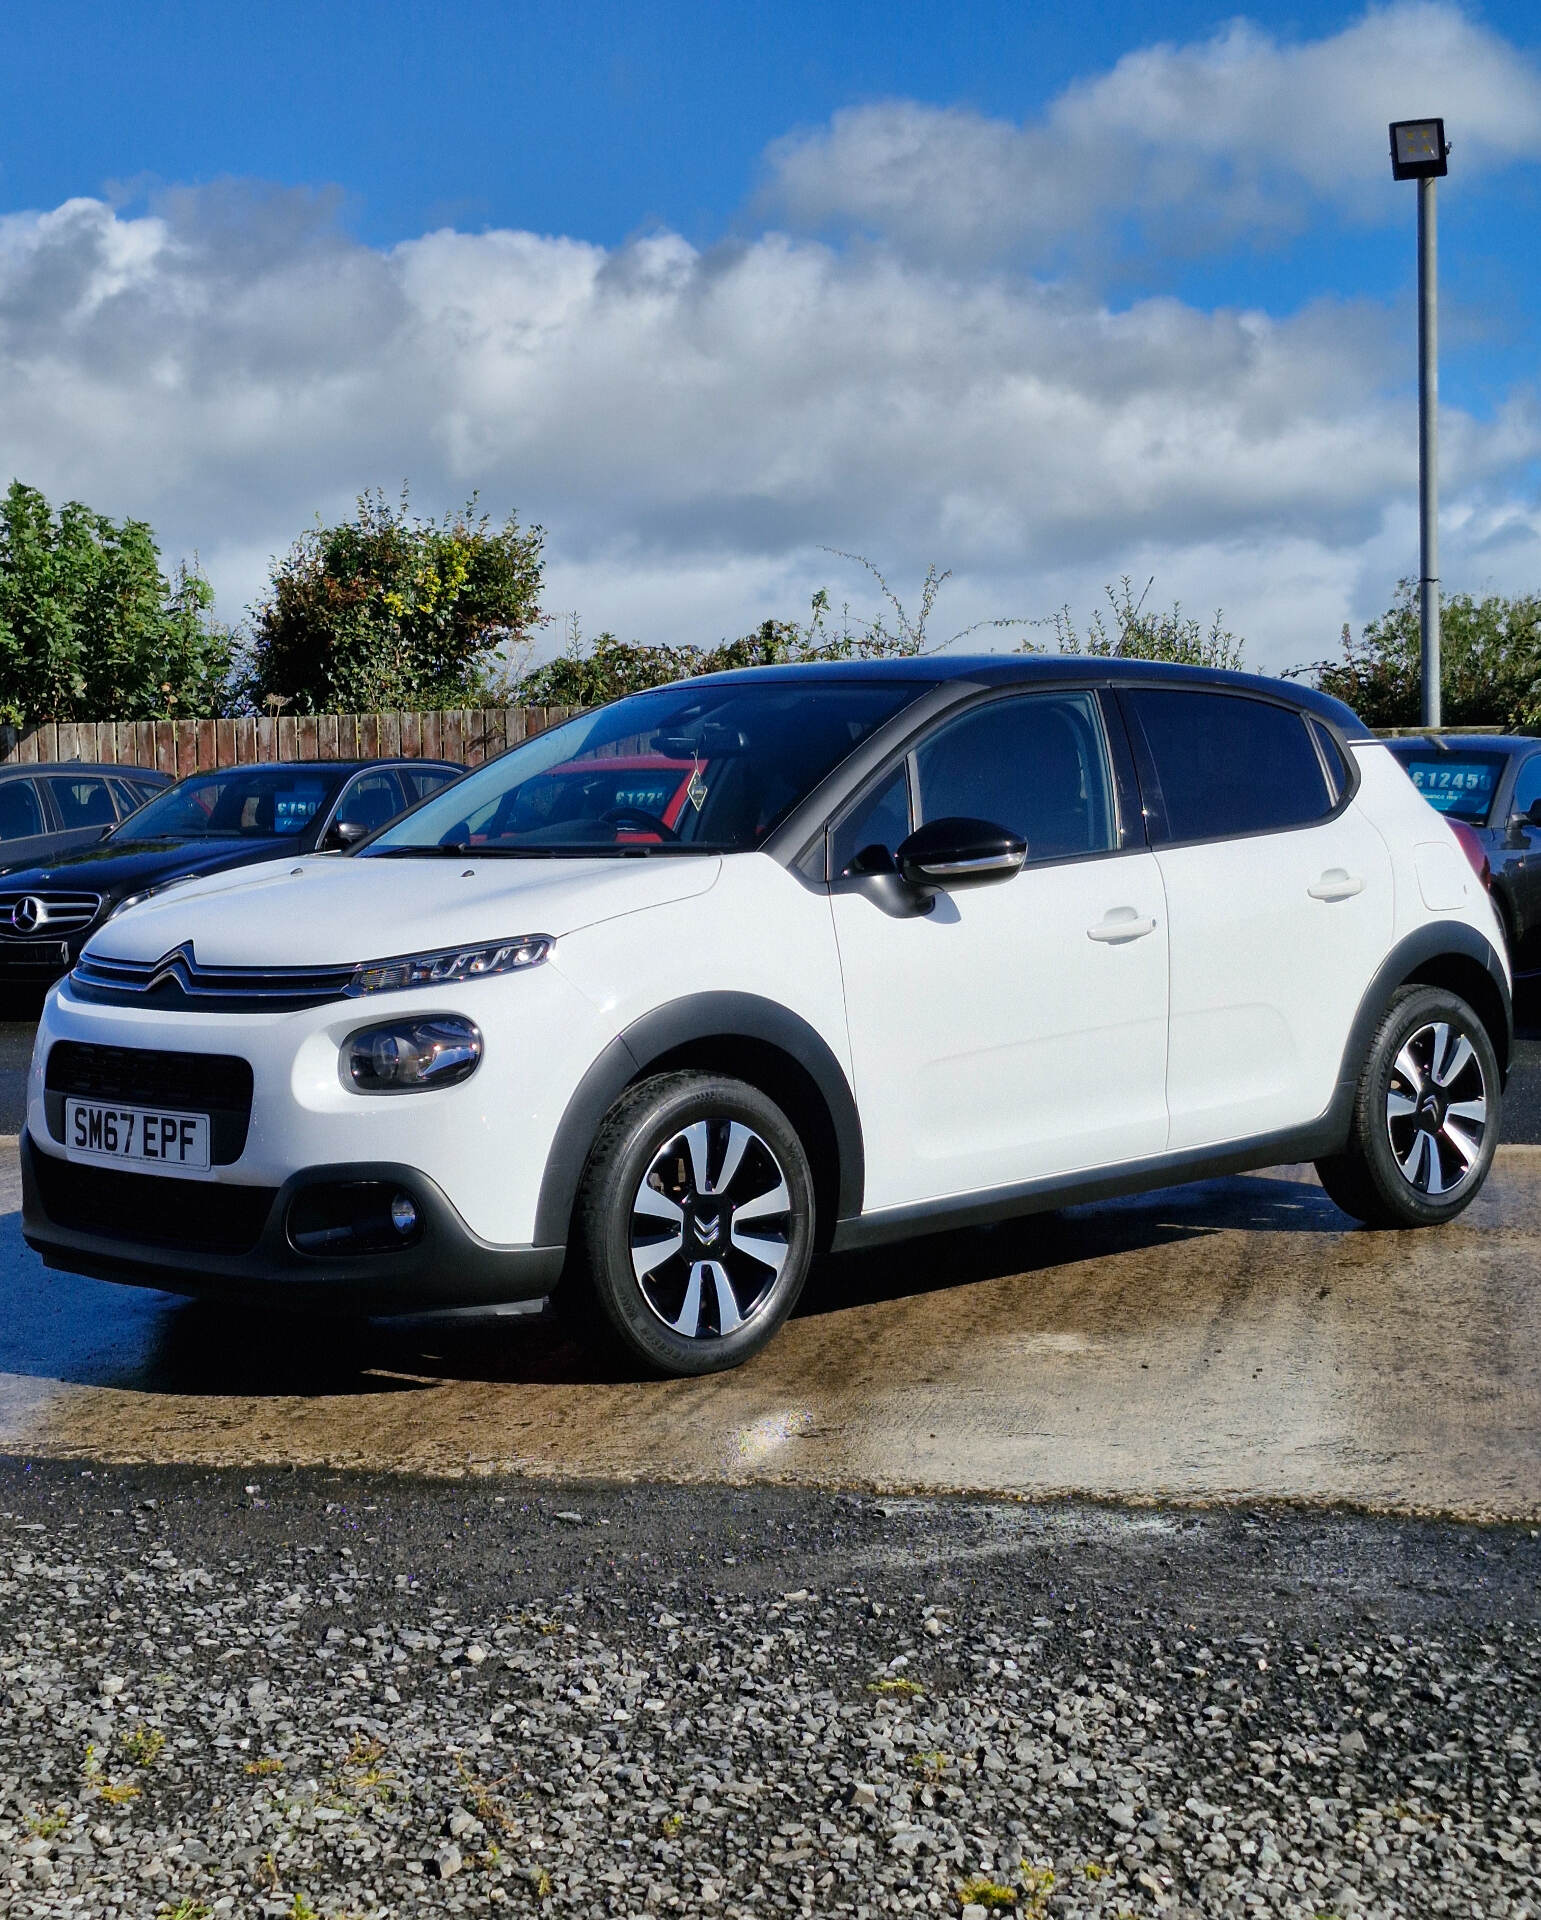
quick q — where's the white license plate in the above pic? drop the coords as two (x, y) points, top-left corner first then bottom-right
(64, 1099), (211, 1171)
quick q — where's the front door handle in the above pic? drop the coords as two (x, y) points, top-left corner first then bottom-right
(1308, 869), (1365, 902)
(1087, 907), (1157, 943)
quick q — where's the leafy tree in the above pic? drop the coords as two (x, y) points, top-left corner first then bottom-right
(1029, 576), (1245, 670)
(1290, 580), (1541, 728)
(0, 481), (234, 727)
(512, 554), (1030, 705)
(245, 490), (544, 714)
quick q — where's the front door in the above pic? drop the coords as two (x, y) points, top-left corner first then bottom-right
(830, 689), (1170, 1214)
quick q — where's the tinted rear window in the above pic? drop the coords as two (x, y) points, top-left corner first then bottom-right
(1126, 689), (1332, 843)
(1388, 748), (1506, 825)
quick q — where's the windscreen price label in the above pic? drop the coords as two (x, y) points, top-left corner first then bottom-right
(64, 1099), (211, 1170)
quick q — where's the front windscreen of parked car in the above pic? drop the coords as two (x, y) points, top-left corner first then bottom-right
(1387, 747), (1507, 826)
(112, 768), (339, 841)
(364, 682), (923, 856)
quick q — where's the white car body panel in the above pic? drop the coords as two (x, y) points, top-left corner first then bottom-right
(832, 851), (1170, 1209)
(1158, 805), (1395, 1151)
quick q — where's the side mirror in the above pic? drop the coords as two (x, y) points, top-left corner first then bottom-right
(896, 816), (1027, 891)
(327, 819), (370, 851)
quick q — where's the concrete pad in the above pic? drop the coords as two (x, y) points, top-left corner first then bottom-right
(1, 1135), (1538, 1519)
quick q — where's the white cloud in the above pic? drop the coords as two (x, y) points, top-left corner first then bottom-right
(0, 13), (1538, 684)
(762, 2), (1541, 263)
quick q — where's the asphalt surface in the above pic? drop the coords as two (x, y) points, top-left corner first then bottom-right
(2, 1458), (1538, 1917)
(4, 1128), (1541, 1517)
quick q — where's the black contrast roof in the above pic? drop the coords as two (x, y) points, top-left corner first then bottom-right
(686, 654), (1374, 741)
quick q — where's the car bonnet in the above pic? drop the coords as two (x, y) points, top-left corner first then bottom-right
(78, 850), (724, 969)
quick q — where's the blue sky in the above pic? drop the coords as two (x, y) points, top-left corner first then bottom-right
(1, 1), (1539, 669)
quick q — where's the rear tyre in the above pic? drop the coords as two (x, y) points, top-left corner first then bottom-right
(571, 1071), (815, 1376)
(1314, 984), (1499, 1227)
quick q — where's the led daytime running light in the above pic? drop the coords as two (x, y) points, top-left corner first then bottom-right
(345, 934), (553, 996)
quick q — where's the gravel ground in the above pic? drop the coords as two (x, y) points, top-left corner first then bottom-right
(1, 1460), (1538, 1920)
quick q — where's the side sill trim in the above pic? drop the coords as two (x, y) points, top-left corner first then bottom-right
(830, 1119), (1342, 1252)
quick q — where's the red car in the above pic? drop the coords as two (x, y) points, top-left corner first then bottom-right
(466, 755), (704, 844)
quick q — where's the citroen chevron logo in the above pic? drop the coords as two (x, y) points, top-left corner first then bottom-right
(148, 942), (197, 992)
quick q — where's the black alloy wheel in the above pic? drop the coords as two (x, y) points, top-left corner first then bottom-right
(572, 1071), (816, 1375)
(1315, 984), (1500, 1228)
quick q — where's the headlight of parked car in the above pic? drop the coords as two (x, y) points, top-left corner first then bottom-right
(342, 1016), (484, 1093)
(344, 935), (553, 995)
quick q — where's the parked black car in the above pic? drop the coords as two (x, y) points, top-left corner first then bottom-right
(1387, 733), (1541, 981)
(0, 762), (171, 874)
(0, 758), (461, 984)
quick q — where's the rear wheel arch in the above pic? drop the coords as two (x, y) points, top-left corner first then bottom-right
(1333, 922), (1512, 1136)
(534, 993), (863, 1250)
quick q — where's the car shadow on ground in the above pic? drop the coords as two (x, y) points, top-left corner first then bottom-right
(0, 1168), (1345, 1399)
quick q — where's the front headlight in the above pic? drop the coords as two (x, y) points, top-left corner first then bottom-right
(345, 935), (553, 996)
(343, 1016), (484, 1093)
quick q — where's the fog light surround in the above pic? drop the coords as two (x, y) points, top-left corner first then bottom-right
(343, 1016), (483, 1094)
(288, 1181), (426, 1255)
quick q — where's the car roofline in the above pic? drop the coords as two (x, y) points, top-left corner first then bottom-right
(636, 654), (1374, 742)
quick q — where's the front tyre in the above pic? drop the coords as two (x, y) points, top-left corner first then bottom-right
(573, 1072), (816, 1376)
(1315, 984), (1500, 1228)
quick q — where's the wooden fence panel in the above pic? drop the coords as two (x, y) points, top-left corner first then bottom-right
(1, 706), (588, 772)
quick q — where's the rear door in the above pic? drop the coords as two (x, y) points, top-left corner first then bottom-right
(1120, 686), (1393, 1152)
(40, 772), (120, 857)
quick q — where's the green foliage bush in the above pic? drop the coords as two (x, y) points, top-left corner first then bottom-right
(1291, 580), (1541, 728)
(1030, 576), (1245, 670)
(0, 481), (234, 727)
(244, 490), (544, 715)
(514, 557), (1030, 705)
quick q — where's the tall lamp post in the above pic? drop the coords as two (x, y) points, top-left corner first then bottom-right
(1389, 117), (1450, 730)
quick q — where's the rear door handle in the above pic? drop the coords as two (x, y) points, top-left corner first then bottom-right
(1308, 869), (1364, 902)
(1087, 907), (1157, 943)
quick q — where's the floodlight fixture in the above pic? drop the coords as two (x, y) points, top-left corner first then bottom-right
(1389, 118), (1448, 181)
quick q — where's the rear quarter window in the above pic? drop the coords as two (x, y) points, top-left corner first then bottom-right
(1124, 689), (1332, 843)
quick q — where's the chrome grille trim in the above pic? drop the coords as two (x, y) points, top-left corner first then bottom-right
(71, 942), (357, 1011)
(0, 890), (102, 938)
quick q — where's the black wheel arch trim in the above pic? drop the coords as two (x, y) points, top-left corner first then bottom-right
(534, 992), (864, 1247)
(1333, 919), (1513, 1106)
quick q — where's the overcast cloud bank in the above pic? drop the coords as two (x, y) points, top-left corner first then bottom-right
(1, 1), (1539, 675)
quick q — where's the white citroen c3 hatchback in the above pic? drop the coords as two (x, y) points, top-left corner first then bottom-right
(23, 660), (1511, 1375)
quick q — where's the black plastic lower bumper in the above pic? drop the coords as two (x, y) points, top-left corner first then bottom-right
(20, 1131), (565, 1315)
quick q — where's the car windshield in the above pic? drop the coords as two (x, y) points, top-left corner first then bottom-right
(366, 681), (921, 856)
(1389, 747), (1507, 826)
(114, 768), (339, 841)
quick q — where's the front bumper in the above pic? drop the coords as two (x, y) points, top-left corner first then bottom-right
(20, 1131), (565, 1315)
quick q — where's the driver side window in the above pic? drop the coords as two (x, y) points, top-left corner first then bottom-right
(913, 692), (1116, 860)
